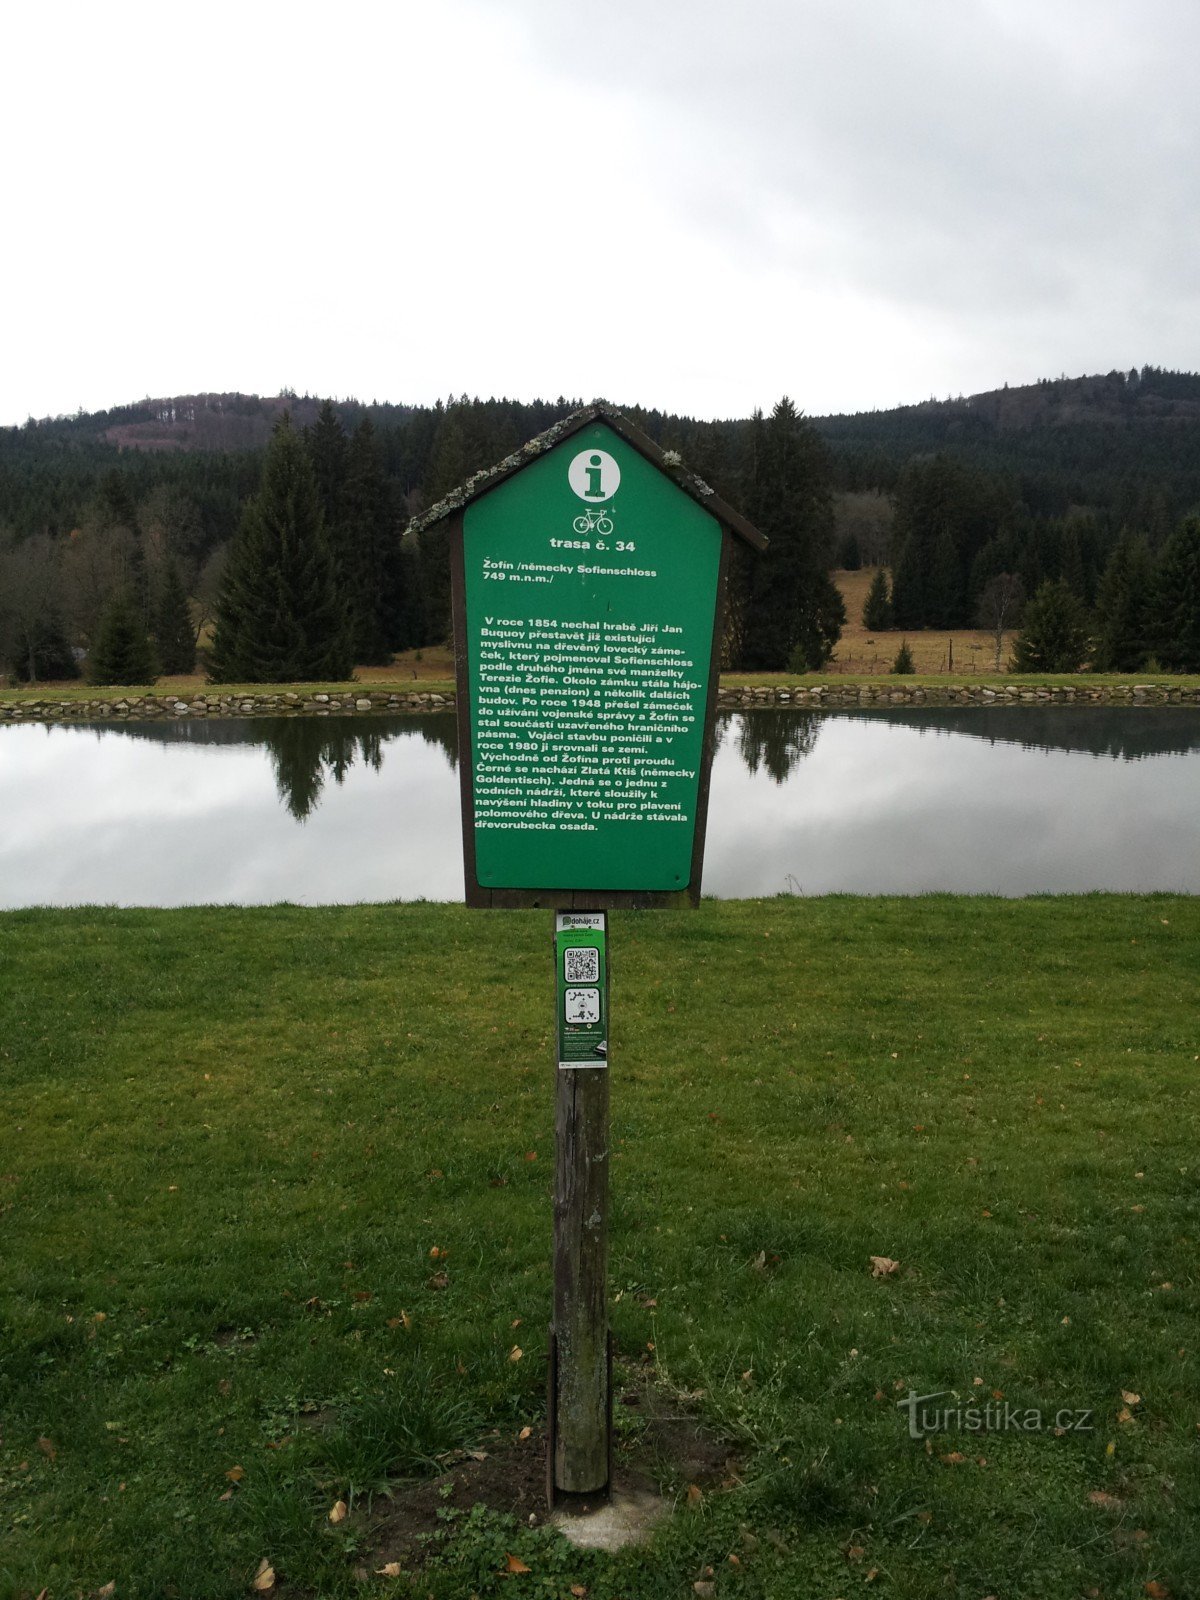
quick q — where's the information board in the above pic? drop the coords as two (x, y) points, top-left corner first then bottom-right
(461, 422), (723, 894)
(555, 911), (608, 1069)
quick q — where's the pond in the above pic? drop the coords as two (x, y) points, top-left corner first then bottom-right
(2, 707), (1199, 907)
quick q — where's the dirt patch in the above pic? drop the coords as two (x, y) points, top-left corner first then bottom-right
(357, 1379), (740, 1576)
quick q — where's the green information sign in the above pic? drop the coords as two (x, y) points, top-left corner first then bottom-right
(555, 911), (608, 1069)
(461, 421), (722, 895)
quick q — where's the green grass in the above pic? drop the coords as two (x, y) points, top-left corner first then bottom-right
(1, 898), (1198, 1599)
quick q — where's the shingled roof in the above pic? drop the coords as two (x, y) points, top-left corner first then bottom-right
(405, 400), (767, 550)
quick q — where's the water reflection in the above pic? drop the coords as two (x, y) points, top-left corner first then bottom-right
(1, 707), (1199, 906)
(110, 716), (459, 820)
(735, 712), (822, 784)
(835, 705), (1200, 763)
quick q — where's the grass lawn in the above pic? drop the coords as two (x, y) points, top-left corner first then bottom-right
(1, 898), (1198, 1599)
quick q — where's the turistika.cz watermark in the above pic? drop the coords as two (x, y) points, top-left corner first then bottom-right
(898, 1389), (1094, 1439)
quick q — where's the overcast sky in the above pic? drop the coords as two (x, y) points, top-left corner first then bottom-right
(4, 0), (1198, 427)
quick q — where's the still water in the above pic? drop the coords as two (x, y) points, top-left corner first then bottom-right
(1, 707), (1198, 907)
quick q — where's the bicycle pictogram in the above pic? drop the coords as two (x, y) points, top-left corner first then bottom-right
(572, 507), (614, 535)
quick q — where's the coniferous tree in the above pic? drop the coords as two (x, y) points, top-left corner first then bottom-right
(891, 639), (915, 674)
(155, 556), (196, 674)
(738, 397), (843, 670)
(208, 415), (350, 683)
(888, 535), (925, 630)
(1010, 579), (1090, 672)
(861, 567), (892, 630)
(88, 592), (158, 685)
(7, 613), (79, 684)
(341, 417), (394, 664)
(1154, 516), (1200, 671)
(305, 400), (349, 529)
(1093, 532), (1154, 671)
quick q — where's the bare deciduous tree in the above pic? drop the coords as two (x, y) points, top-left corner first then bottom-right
(976, 573), (1026, 671)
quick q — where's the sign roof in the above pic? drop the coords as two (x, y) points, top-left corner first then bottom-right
(407, 401), (767, 551)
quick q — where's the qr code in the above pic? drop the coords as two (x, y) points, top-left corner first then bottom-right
(564, 946), (600, 984)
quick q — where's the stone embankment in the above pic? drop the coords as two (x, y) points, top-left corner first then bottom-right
(716, 683), (1200, 708)
(1, 682), (1197, 723)
(0, 690), (451, 722)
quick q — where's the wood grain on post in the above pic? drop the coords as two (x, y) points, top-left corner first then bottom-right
(553, 1056), (610, 1494)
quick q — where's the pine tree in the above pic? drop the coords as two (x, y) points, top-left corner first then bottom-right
(208, 415), (351, 683)
(1093, 532), (1154, 671)
(88, 592), (158, 685)
(155, 556), (196, 674)
(1010, 579), (1090, 672)
(737, 397), (842, 670)
(891, 639), (915, 674)
(861, 568), (892, 630)
(1154, 516), (1200, 671)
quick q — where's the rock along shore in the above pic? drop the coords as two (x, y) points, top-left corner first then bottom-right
(0, 682), (1197, 723)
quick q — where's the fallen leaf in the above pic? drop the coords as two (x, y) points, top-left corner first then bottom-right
(1088, 1490), (1122, 1510)
(524, 1151), (538, 1162)
(95, 1586), (116, 1598)
(870, 1256), (900, 1277)
(253, 1559), (275, 1592)
(1144, 1582), (1171, 1599)
(428, 1271), (449, 1291)
(1122, 1390), (1142, 1406)
(218, 1489), (233, 1502)
(509, 1345), (524, 1362)
(518, 1426), (533, 1441)
(846, 1542), (866, 1560)
(36, 1436), (57, 1461)
(505, 1552), (531, 1573)
(570, 1587), (588, 1598)
(226, 1465), (245, 1482)
(941, 1451), (967, 1465)
(1117, 1407), (1135, 1425)
(429, 1245), (442, 1259)
(693, 1585), (716, 1599)
(375, 1564), (402, 1578)
(686, 1483), (703, 1506)
(329, 1499), (347, 1523)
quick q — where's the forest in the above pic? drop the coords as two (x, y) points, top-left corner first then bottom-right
(1, 366), (1200, 683)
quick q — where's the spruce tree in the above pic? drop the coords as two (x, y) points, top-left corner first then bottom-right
(208, 415), (351, 683)
(1093, 532), (1154, 671)
(1010, 580), (1090, 672)
(738, 397), (842, 670)
(861, 568), (892, 630)
(891, 639), (915, 674)
(88, 592), (158, 685)
(341, 417), (394, 664)
(305, 400), (349, 528)
(155, 556), (196, 674)
(1154, 516), (1200, 671)
(8, 613), (79, 684)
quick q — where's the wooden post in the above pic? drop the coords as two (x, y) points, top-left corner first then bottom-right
(551, 912), (611, 1498)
